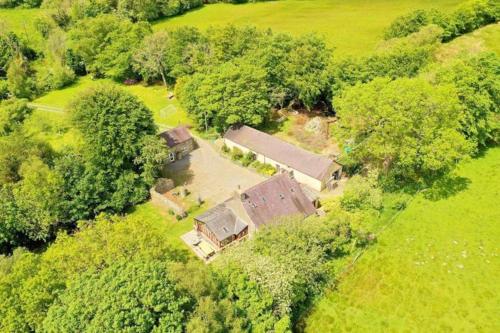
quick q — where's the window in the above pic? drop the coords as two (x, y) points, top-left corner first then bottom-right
(279, 194), (285, 200)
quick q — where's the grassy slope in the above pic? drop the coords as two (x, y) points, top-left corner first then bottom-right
(153, 0), (462, 56)
(304, 148), (500, 332)
(33, 76), (191, 128)
(436, 23), (500, 61)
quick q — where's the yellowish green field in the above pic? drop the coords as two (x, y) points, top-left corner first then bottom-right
(33, 77), (192, 129)
(436, 23), (500, 61)
(304, 148), (500, 332)
(154, 0), (462, 56)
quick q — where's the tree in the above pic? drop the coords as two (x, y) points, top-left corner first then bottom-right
(430, 53), (500, 149)
(67, 15), (151, 80)
(43, 260), (191, 332)
(283, 34), (331, 109)
(133, 27), (204, 84)
(68, 84), (165, 216)
(337, 77), (472, 185)
(6, 56), (36, 98)
(0, 98), (33, 135)
(178, 58), (270, 132)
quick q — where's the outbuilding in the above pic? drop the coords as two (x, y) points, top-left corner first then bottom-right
(223, 125), (342, 191)
(159, 126), (195, 163)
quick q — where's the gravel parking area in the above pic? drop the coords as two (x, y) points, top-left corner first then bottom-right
(165, 138), (265, 205)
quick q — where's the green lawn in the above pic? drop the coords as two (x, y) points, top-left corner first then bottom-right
(34, 76), (192, 129)
(153, 0), (462, 56)
(0, 8), (46, 48)
(304, 148), (500, 332)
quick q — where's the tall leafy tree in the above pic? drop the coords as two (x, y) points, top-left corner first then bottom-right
(67, 14), (151, 80)
(0, 98), (33, 135)
(178, 58), (270, 132)
(65, 84), (167, 218)
(430, 53), (500, 149)
(337, 77), (472, 184)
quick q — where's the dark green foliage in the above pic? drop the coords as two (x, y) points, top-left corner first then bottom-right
(67, 15), (151, 80)
(430, 53), (500, 149)
(133, 27), (204, 85)
(42, 0), (204, 22)
(0, 214), (189, 331)
(0, 0), (41, 8)
(384, 9), (444, 39)
(0, 32), (20, 76)
(6, 56), (36, 99)
(0, 98), (32, 135)
(43, 260), (191, 332)
(337, 77), (472, 185)
(178, 58), (270, 132)
(215, 216), (358, 329)
(66, 84), (166, 217)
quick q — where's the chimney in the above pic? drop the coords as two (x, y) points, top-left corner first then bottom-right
(235, 184), (248, 200)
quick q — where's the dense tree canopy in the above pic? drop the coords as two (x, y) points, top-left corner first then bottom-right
(66, 85), (167, 218)
(337, 77), (472, 184)
(43, 260), (191, 332)
(67, 15), (151, 80)
(178, 58), (270, 132)
(429, 53), (500, 149)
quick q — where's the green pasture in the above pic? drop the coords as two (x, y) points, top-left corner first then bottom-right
(33, 76), (192, 129)
(153, 0), (462, 56)
(436, 23), (500, 61)
(304, 148), (500, 332)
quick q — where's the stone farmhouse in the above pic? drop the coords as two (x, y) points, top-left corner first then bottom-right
(194, 173), (316, 249)
(159, 126), (195, 163)
(223, 125), (342, 191)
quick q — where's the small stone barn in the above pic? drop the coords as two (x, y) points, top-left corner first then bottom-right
(194, 173), (316, 249)
(224, 125), (342, 191)
(159, 126), (195, 163)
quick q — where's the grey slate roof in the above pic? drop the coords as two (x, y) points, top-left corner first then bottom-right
(159, 126), (192, 148)
(195, 203), (248, 242)
(224, 125), (341, 180)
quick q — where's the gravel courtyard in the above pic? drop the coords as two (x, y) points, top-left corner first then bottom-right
(164, 138), (266, 205)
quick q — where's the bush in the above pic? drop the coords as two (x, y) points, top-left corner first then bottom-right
(384, 0), (499, 42)
(230, 147), (244, 161)
(341, 173), (383, 211)
(221, 143), (230, 154)
(251, 160), (277, 176)
(0, 80), (9, 100)
(241, 151), (256, 166)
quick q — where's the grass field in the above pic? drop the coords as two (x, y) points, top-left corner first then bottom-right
(436, 23), (500, 61)
(33, 77), (192, 129)
(153, 0), (462, 56)
(304, 147), (500, 332)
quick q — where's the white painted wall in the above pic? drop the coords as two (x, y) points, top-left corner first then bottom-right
(224, 138), (326, 191)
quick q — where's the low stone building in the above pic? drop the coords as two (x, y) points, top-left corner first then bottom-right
(194, 173), (316, 249)
(159, 126), (195, 163)
(223, 125), (342, 191)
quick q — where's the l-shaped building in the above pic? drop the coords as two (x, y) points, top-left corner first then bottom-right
(194, 173), (316, 249)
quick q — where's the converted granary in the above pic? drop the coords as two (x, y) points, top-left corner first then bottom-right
(159, 126), (195, 163)
(224, 125), (342, 191)
(194, 173), (316, 249)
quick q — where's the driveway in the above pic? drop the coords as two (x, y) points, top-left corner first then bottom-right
(165, 138), (265, 205)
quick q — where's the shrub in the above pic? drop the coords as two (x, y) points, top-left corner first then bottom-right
(251, 160), (277, 176)
(341, 173), (383, 211)
(221, 143), (230, 154)
(241, 151), (256, 167)
(230, 147), (244, 161)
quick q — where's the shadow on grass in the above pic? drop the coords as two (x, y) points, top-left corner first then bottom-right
(423, 174), (471, 201)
